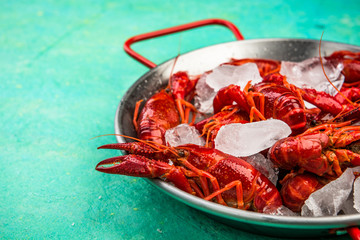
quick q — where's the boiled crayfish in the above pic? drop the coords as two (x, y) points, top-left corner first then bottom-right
(326, 50), (360, 85)
(96, 142), (282, 212)
(269, 122), (360, 178)
(132, 71), (198, 145)
(96, 50), (360, 214)
(96, 69), (283, 212)
(269, 122), (360, 211)
(212, 73), (308, 135)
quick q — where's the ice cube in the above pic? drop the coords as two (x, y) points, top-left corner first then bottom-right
(280, 57), (344, 96)
(214, 119), (292, 157)
(206, 63), (262, 91)
(342, 194), (358, 215)
(243, 153), (278, 185)
(194, 72), (216, 114)
(301, 167), (355, 217)
(194, 63), (262, 114)
(345, 166), (360, 213)
(165, 124), (205, 147)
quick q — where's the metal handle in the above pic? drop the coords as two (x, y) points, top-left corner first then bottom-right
(123, 18), (244, 68)
(348, 227), (360, 240)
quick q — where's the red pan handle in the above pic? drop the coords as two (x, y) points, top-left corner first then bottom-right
(123, 18), (244, 68)
(348, 226), (360, 240)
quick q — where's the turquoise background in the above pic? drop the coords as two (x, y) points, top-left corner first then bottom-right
(1, 0), (359, 239)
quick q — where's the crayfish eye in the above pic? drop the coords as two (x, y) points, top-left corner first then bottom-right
(177, 149), (186, 157)
(310, 119), (318, 127)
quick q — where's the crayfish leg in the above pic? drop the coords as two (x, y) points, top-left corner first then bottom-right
(188, 179), (205, 198)
(178, 158), (227, 206)
(249, 106), (266, 122)
(204, 180), (246, 209)
(334, 149), (360, 171)
(133, 99), (143, 132)
(248, 92), (265, 116)
(175, 98), (197, 124)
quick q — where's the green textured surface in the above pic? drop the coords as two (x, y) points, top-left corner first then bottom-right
(1, 0), (359, 239)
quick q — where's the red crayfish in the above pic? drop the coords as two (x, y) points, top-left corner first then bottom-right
(326, 50), (360, 85)
(132, 71), (198, 145)
(96, 142), (282, 212)
(96, 68), (283, 212)
(269, 122), (360, 178)
(269, 122), (360, 212)
(212, 72), (308, 135)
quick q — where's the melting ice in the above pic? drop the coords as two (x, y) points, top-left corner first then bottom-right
(340, 167), (360, 215)
(194, 63), (262, 114)
(194, 72), (215, 113)
(206, 63), (262, 91)
(280, 57), (344, 96)
(165, 123), (205, 147)
(301, 167), (360, 217)
(243, 153), (278, 186)
(214, 119), (292, 157)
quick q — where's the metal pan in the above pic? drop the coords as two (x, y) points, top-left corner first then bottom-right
(115, 19), (360, 238)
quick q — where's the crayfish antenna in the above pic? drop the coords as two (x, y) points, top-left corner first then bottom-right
(167, 34), (182, 90)
(167, 38), (199, 124)
(93, 133), (162, 150)
(167, 54), (180, 89)
(94, 133), (181, 158)
(319, 32), (355, 107)
(318, 32), (360, 123)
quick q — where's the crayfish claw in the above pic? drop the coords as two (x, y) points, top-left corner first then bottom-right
(98, 142), (161, 156)
(97, 143), (124, 150)
(95, 154), (167, 177)
(95, 156), (125, 173)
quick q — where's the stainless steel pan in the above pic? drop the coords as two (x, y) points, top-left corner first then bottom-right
(115, 19), (360, 238)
